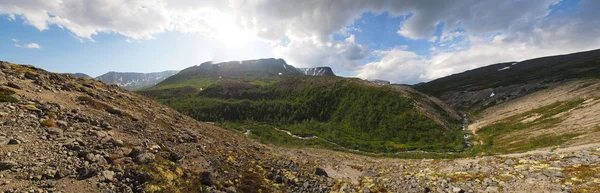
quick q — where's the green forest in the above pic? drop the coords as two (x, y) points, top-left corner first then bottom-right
(144, 77), (465, 153)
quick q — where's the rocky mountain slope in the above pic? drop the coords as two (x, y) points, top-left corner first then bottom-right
(1, 61), (599, 192)
(63, 73), (92, 79)
(296, 67), (335, 76)
(96, 71), (178, 91)
(413, 48), (600, 112)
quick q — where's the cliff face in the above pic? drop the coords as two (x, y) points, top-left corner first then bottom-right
(95, 70), (178, 90)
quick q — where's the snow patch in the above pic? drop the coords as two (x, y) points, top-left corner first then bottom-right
(498, 66), (510, 71)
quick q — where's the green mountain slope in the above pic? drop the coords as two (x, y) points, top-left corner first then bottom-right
(140, 59), (464, 153)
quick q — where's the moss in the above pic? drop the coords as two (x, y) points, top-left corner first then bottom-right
(0, 87), (18, 103)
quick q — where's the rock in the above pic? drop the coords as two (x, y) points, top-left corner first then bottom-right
(135, 153), (155, 164)
(8, 138), (20, 144)
(274, 175), (283, 183)
(452, 187), (463, 193)
(542, 169), (565, 178)
(201, 172), (214, 186)
(485, 186), (499, 192)
(24, 72), (38, 80)
(76, 167), (98, 180)
(315, 167), (328, 177)
(100, 170), (116, 182)
(504, 159), (516, 165)
(46, 127), (63, 136)
(0, 137), (9, 146)
(109, 138), (124, 147)
(6, 82), (20, 89)
(0, 161), (18, 170)
(129, 146), (144, 157)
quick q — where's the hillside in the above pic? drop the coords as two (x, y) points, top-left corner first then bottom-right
(296, 67), (336, 76)
(96, 71), (178, 91)
(141, 58), (464, 153)
(151, 59), (335, 90)
(413, 48), (600, 112)
(63, 73), (92, 78)
(1, 61), (600, 192)
(143, 76), (463, 153)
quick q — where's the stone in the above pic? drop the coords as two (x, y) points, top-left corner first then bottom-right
(274, 175), (283, 183)
(0, 137), (9, 146)
(315, 167), (328, 177)
(109, 138), (124, 147)
(6, 82), (20, 89)
(46, 127), (63, 136)
(135, 153), (155, 164)
(485, 186), (499, 192)
(452, 187), (463, 193)
(129, 146), (144, 157)
(8, 138), (20, 144)
(24, 72), (38, 80)
(100, 170), (116, 182)
(201, 172), (214, 186)
(0, 161), (18, 170)
(542, 169), (565, 178)
(76, 167), (98, 180)
(504, 159), (516, 165)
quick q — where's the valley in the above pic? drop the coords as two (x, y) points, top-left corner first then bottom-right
(1, 48), (600, 192)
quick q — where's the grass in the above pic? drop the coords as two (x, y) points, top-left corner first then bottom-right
(476, 99), (585, 154)
(150, 77), (217, 90)
(0, 87), (18, 103)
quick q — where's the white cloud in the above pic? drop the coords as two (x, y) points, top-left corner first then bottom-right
(2, 0), (600, 84)
(12, 39), (41, 49)
(356, 46), (426, 84)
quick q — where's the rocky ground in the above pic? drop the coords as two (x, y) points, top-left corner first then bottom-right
(0, 61), (599, 193)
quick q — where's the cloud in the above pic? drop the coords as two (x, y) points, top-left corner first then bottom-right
(274, 34), (369, 71)
(356, 46), (427, 84)
(12, 38), (41, 49)
(2, 0), (600, 84)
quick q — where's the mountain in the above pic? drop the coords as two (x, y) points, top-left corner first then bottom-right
(296, 67), (336, 76)
(2, 61), (600, 192)
(141, 58), (464, 153)
(151, 58), (334, 90)
(413, 48), (600, 111)
(96, 70), (178, 90)
(412, 49), (600, 155)
(63, 73), (92, 78)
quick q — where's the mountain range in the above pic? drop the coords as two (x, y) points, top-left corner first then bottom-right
(1, 48), (600, 192)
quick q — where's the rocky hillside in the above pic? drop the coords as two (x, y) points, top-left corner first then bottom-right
(413, 48), (600, 112)
(1, 61), (600, 192)
(63, 73), (92, 79)
(296, 67), (335, 76)
(96, 71), (178, 91)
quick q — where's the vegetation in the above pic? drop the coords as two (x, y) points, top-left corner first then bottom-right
(0, 87), (18, 103)
(143, 76), (464, 153)
(476, 99), (584, 153)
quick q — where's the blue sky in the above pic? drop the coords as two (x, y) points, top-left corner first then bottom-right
(1, 0), (598, 83)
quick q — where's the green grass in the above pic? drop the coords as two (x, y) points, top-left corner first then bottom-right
(476, 99), (585, 154)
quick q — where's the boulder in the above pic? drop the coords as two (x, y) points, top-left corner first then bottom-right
(315, 167), (328, 177)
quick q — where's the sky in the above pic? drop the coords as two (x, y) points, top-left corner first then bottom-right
(1, 0), (600, 84)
